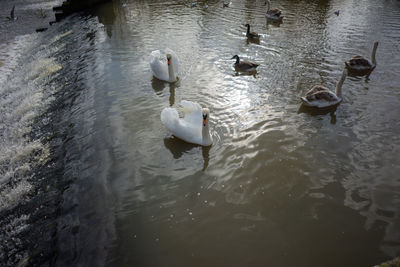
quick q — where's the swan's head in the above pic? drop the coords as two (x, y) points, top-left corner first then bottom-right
(231, 55), (239, 60)
(166, 54), (172, 65)
(202, 108), (210, 127)
(245, 23), (250, 27)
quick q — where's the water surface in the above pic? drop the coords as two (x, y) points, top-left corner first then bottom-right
(1, 0), (400, 266)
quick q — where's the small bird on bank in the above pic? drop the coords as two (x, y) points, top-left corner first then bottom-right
(7, 5), (17, 21)
(231, 55), (259, 72)
(334, 10), (340, 16)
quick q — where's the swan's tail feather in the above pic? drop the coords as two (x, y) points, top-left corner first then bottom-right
(161, 107), (179, 130)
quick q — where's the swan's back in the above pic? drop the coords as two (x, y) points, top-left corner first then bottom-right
(301, 90), (341, 108)
(345, 56), (372, 69)
(150, 48), (179, 82)
(181, 100), (202, 125)
(161, 107), (179, 129)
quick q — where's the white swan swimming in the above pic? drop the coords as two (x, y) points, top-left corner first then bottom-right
(150, 48), (179, 82)
(161, 100), (213, 146)
(301, 69), (347, 108)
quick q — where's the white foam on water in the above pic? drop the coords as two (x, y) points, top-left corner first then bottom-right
(0, 27), (67, 265)
(0, 35), (34, 87)
(0, 33), (62, 213)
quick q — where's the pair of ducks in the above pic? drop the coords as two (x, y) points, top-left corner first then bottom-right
(150, 41), (379, 146)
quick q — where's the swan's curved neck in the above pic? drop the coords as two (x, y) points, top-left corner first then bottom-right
(266, 1), (270, 11)
(168, 62), (177, 82)
(246, 25), (250, 34)
(202, 121), (212, 145)
(335, 70), (347, 97)
(235, 56), (240, 64)
(371, 42), (378, 66)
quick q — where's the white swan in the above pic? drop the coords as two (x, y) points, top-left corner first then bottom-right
(161, 100), (213, 146)
(301, 69), (347, 108)
(150, 48), (179, 82)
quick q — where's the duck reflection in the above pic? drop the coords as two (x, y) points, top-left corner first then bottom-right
(151, 77), (178, 106)
(246, 38), (260, 45)
(163, 137), (210, 170)
(298, 104), (338, 124)
(234, 70), (258, 78)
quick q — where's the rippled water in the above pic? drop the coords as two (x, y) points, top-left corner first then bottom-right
(1, 0), (400, 266)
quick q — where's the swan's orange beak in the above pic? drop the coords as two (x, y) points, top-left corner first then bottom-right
(167, 59), (171, 65)
(203, 118), (207, 126)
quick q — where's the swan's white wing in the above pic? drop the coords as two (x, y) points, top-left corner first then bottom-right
(161, 107), (179, 130)
(180, 100), (201, 114)
(180, 100), (202, 126)
(150, 50), (169, 81)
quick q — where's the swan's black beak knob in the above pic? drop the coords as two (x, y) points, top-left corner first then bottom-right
(203, 114), (207, 126)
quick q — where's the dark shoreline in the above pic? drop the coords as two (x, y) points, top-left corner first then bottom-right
(53, 0), (111, 21)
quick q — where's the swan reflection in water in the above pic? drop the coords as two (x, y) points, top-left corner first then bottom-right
(298, 104), (338, 124)
(265, 17), (282, 27)
(163, 137), (211, 170)
(151, 77), (178, 106)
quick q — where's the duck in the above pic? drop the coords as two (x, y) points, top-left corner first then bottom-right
(301, 69), (347, 108)
(231, 55), (259, 72)
(223, 1), (231, 7)
(150, 48), (179, 82)
(161, 100), (213, 146)
(265, 0), (283, 21)
(245, 24), (260, 39)
(189, 2), (197, 8)
(334, 10), (340, 16)
(345, 41), (378, 75)
(7, 5), (17, 21)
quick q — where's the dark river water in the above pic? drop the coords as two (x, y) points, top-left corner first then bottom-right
(1, 0), (400, 266)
